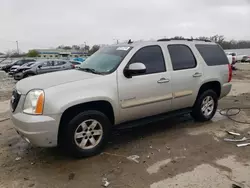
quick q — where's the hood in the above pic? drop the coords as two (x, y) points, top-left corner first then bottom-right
(11, 65), (20, 69)
(17, 66), (31, 70)
(16, 69), (101, 94)
(2, 64), (12, 69)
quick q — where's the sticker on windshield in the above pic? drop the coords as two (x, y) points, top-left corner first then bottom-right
(116, 47), (130, 51)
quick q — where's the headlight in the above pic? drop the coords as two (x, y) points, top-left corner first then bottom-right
(23, 90), (45, 115)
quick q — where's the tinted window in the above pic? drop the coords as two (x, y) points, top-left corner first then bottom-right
(41, 61), (53, 67)
(23, 62), (34, 67)
(16, 60), (25, 65)
(24, 59), (34, 63)
(54, 61), (66, 66)
(168, 45), (196, 71)
(196, 44), (229, 66)
(129, 45), (166, 74)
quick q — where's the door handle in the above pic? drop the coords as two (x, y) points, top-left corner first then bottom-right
(193, 72), (202, 77)
(157, 78), (170, 84)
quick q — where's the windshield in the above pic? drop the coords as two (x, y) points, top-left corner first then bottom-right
(14, 60), (22, 65)
(21, 62), (35, 67)
(79, 46), (132, 74)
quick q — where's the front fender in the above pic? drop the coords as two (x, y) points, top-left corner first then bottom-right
(59, 96), (117, 114)
(43, 79), (119, 121)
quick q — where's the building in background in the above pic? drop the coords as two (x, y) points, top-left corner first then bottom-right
(36, 49), (86, 59)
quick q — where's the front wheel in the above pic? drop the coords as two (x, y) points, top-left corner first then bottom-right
(24, 73), (34, 78)
(191, 90), (218, 122)
(61, 110), (111, 158)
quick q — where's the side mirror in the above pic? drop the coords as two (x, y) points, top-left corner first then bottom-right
(38, 65), (42, 68)
(124, 62), (146, 78)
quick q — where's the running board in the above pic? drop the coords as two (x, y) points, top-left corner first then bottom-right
(115, 108), (192, 130)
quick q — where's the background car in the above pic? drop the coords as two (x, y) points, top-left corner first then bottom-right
(73, 57), (86, 62)
(69, 60), (82, 68)
(1, 59), (35, 73)
(9, 61), (37, 75)
(241, 55), (250, 62)
(14, 59), (74, 80)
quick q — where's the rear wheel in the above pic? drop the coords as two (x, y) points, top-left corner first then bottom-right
(191, 90), (218, 122)
(60, 110), (111, 158)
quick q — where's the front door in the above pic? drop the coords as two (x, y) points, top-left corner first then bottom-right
(37, 61), (54, 74)
(167, 44), (203, 110)
(117, 45), (172, 123)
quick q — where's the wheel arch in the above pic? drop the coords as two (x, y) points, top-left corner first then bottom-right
(58, 100), (115, 145)
(198, 81), (221, 98)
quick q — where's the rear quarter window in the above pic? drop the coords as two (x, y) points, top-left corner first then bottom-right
(195, 44), (229, 66)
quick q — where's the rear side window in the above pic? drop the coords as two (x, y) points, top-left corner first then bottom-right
(55, 61), (66, 66)
(129, 45), (166, 74)
(25, 60), (34, 63)
(195, 44), (229, 66)
(168, 45), (197, 71)
(42, 61), (53, 67)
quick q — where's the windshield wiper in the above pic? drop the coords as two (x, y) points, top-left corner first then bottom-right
(78, 67), (104, 75)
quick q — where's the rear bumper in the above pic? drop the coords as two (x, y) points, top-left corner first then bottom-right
(220, 83), (232, 99)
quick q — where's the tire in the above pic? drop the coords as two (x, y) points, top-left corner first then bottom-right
(14, 75), (20, 81)
(60, 110), (111, 158)
(24, 73), (34, 78)
(191, 90), (218, 122)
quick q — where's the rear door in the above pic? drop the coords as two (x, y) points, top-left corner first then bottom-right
(167, 44), (203, 110)
(54, 61), (69, 71)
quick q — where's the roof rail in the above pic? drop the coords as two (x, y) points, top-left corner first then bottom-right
(157, 38), (211, 42)
(157, 38), (171, 41)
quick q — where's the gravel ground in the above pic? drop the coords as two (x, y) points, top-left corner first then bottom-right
(0, 64), (250, 188)
(0, 71), (16, 101)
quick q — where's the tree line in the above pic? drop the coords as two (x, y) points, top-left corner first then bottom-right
(56, 44), (100, 55)
(172, 35), (250, 49)
(2, 35), (250, 58)
(25, 44), (100, 57)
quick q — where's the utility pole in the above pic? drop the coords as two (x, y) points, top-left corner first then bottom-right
(84, 42), (86, 56)
(113, 39), (119, 44)
(16, 41), (19, 54)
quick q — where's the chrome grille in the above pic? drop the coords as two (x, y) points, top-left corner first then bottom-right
(11, 90), (21, 112)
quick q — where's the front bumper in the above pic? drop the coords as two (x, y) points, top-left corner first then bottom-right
(220, 83), (232, 99)
(9, 71), (15, 76)
(10, 112), (60, 147)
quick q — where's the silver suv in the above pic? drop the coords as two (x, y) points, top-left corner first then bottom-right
(10, 39), (232, 157)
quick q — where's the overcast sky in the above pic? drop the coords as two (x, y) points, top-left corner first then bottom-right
(0, 0), (250, 52)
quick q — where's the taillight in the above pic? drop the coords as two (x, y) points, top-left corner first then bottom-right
(228, 64), (232, 82)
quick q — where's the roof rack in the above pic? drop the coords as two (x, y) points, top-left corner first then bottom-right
(157, 38), (211, 42)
